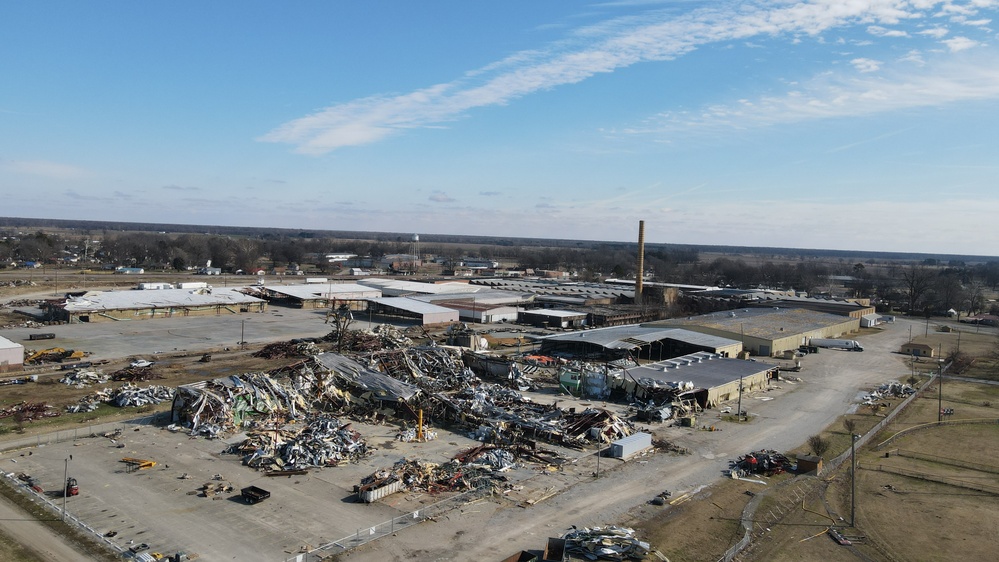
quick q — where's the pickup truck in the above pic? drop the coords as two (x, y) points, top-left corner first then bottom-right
(241, 485), (270, 504)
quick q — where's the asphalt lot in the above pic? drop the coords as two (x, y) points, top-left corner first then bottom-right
(0, 308), (930, 561)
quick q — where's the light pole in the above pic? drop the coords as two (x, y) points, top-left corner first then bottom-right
(937, 358), (945, 422)
(62, 457), (69, 520)
(851, 434), (859, 527)
(240, 319), (246, 350)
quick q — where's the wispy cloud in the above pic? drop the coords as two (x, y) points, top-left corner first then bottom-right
(942, 36), (980, 51)
(634, 55), (999, 133)
(162, 184), (201, 192)
(851, 57), (881, 72)
(262, 1), (997, 154)
(2, 159), (90, 180)
(429, 191), (455, 203)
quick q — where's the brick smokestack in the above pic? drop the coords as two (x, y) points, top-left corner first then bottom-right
(635, 220), (645, 305)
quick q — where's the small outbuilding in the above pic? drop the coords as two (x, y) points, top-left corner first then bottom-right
(901, 342), (935, 358)
(0, 336), (24, 373)
(609, 432), (653, 459)
(796, 454), (823, 474)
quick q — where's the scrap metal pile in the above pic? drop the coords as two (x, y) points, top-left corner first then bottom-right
(374, 346), (479, 393)
(325, 324), (415, 353)
(252, 340), (321, 360)
(59, 369), (110, 387)
(732, 449), (792, 477)
(171, 365), (351, 438)
(226, 414), (369, 471)
(66, 384), (174, 413)
(429, 383), (636, 449)
(864, 381), (916, 405)
(563, 526), (651, 561)
(358, 456), (494, 500)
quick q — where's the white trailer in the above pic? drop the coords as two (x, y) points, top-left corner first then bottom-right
(808, 338), (863, 351)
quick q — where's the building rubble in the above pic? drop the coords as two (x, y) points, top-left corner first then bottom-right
(0, 401), (60, 422)
(732, 449), (792, 477)
(66, 384), (174, 413)
(356, 457), (493, 502)
(110, 365), (161, 382)
(252, 340), (320, 360)
(562, 526), (650, 561)
(226, 415), (369, 471)
(863, 381), (915, 405)
(59, 369), (110, 387)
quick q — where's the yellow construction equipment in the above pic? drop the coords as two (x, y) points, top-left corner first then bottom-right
(24, 348), (86, 364)
(121, 458), (156, 470)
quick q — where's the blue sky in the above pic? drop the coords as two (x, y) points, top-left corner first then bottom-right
(3, 1), (999, 256)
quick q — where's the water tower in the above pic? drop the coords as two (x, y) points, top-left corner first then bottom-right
(410, 234), (420, 273)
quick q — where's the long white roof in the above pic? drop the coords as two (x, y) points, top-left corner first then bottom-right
(263, 283), (381, 300)
(63, 287), (265, 312)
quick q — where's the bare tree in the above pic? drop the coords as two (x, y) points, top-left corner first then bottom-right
(901, 264), (934, 314)
(808, 435), (830, 458)
(842, 417), (857, 436)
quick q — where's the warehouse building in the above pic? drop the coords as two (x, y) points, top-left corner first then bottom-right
(0, 336), (23, 373)
(539, 325), (743, 362)
(627, 352), (776, 409)
(647, 307), (860, 357)
(366, 297), (459, 326)
(58, 287), (267, 323)
(256, 283), (381, 310)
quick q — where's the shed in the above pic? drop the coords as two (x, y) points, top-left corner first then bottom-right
(900, 342), (935, 358)
(0, 335), (24, 373)
(796, 454), (823, 474)
(609, 432), (653, 459)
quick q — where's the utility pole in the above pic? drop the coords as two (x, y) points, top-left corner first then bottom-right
(851, 434), (859, 527)
(240, 319), (246, 350)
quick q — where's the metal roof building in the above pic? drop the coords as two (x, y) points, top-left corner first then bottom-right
(645, 307), (860, 357)
(259, 283), (381, 309)
(539, 325), (743, 362)
(367, 297), (460, 326)
(628, 352), (776, 408)
(60, 287), (267, 323)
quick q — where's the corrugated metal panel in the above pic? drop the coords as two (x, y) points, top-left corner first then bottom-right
(360, 478), (404, 502)
(610, 432), (652, 458)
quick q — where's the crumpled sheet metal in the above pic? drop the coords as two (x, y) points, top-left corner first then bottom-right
(171, 363), (352, 439)
(374, 346), (478, 392)
(563, 526), (650, 561)
(439, 383), (635, 449)
(228, 415), (369, 471)
(66, 384), (174, 413)
(59, 369), (109, 387)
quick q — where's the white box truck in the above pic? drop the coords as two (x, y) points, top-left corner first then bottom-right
(808, 338), (863, 351)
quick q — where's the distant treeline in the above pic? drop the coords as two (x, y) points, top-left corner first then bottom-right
(2, 216), (995, 263)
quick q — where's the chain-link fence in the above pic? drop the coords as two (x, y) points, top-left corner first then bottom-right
(3, 472), (126, 556)
(283, 484), (492, 562)
(0, 412), (166, 452)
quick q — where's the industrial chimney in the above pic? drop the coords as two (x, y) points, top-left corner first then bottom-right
(635, 220), (645, 305)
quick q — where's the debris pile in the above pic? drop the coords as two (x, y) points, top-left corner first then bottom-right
(66, 384), (174, 413)
(59, 369), (109, 387)
(563, 526), (650, 560)
(375, 346), (479, 392)
(865, 381), (915, 403)
(253, 340), (320, 359)
(357, 457), (492, 500)
(732, 449), (792, 476)
(110, 365), (161, 382)
(227, 415), (369, 471)
(0, 401), (59, 422)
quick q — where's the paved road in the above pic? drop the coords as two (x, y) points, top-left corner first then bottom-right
(0, 493), (99, 562)
(347, 319), (927, 561)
